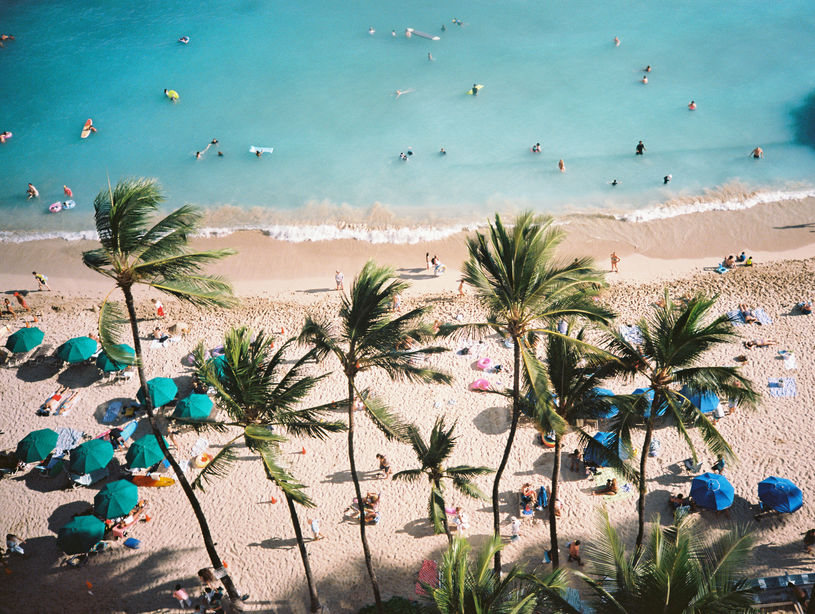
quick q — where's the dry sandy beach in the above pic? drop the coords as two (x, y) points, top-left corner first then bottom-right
(1, 200), (815, 613)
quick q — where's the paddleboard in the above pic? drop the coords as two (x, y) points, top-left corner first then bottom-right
(249, 146), (274, 154)
(466, 85), (484, 95)
(131, 475), (175, 487)
(81, 119), (93, 139)
(62, 199), (76, 210)
(407, 28), (440, 41)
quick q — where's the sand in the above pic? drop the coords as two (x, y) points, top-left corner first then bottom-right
(1, 201), (814, 613)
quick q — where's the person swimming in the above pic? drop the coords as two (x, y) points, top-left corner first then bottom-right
(531, 142), (541, 153)
(688, 100), (696, 110)
(610, 179), (619, 186)
(428, 52), (434, 61)
(368, 26), (375, 35)
(178, 36), (190, 44)
(644, 65), (652, 72)
(440, 147), (446, 155)
(663, 174), (672, 184)
(558, 159), (566, 172)
(750, 146), (764, 159)
(614, 36), (620, 46)
(394, 89), (414, 99)
(641, 75), (648, 84)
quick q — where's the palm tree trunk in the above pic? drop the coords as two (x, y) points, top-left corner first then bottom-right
(549, 435), (562, 568)
(122, 288), (244, 609)
(347, 376), (383, 613)
(437, 481), (453, 545)
(491, 337), (522, 576)
(635, 421), (654, 550)
(283, 492), (322, 613)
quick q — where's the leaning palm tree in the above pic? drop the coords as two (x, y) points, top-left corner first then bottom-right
(300, 260), (451, 612)
(424, 535), (581, 614)
(604, 292), (758, 548)
(451, 211), (613, 574)
(393, 417), (493, 543)
(81, 178), (245, 606)
(576, 509), (757, 613)
(191, 327), (345, 613)
(530, 323), (637, 568)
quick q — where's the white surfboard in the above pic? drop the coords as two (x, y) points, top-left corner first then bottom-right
(249, 146), (274, 154)
(406, 28), (440, 41)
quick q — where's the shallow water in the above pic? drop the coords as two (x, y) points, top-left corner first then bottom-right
(1, 0), (815, 239)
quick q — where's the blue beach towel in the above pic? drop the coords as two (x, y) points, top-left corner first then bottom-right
(754, 309), (773, 325)
(768, 377), (796, 397)
(619, 325), (644, 346)
(726, 310), (745, 326)
(53, 427), (84, 457)
(102, 401), (122, 424)
(715, 265), (728, 274)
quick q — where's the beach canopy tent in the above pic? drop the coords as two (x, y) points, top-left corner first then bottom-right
(57, 515), (106, 554)
(96, 344), (135, 372)
(5, 327), (44, 353)
(94, 480), (139, 520)
(126, 434), (167, 469)
(690, 472), (734, 511)
(136, 377), (177, 408)
(16, 428), (58, 463)
(583, 432), (628, 467)
(56, 336), (97, 363)
(590, 387), (618, 419)
(758, 476), (803, 514)
(69, 439), (114, 475)
(680, 386), (720, 414)
(173, 393), (213, 420)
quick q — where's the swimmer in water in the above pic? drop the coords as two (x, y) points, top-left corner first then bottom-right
(610, 179), (620, 186)
(688, 100), (696, 110)
(641, 75), (648, 84)
(195, 151), (202, 159)
(178, 36), (190, 44)
(217, 151), (224, 157)
(636, 140), (646, 156)
(391, 29), (396, 37)
(663, 174), (672, 184)
(644, 65), (651, 72)
(750, 146), (764, 159)
(440, 147), (446, 155)
(368, 26), (375, 35)
(614, 36), (620, 46)
(558, 159), (566, 172)
(428, 52), (434, 61)
(441, 24), (447, 32)
(26, 183), (39, 199)
(532, 143), (541, 153)
(394, 89), (414, 99)
(255, 150), (262, 157)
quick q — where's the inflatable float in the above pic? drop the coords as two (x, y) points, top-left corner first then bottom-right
(477, 357), (493, 371)
(194, 453), (212, 468)
(49, 200), (75, 213)
(0, 131), (11, 143)
(540, 432), (556, 448)
(470, 378), (490, 391)
(80, 119), (95, 139)
(165, 89), (180, 101)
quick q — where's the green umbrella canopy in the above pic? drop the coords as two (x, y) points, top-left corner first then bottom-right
(126, 434), (168, 469)
(69, 439), (114, 474)
(5, 327), (44, 353)
(173, 393), (214, 420)
(94, 480), (139, 520)
(57, 515), (106, 554)
(56, 336), (98, 363)
(136, 377), (178, 408)
(207, 354), (228, 380)
(96, 344), (135, 372)
(16, 428), (59, 463)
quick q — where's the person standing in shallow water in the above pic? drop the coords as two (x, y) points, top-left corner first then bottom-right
(636, 141), (646, 155)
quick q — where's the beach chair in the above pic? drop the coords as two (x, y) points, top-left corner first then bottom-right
(415, 559), (439, 596)
(26, 343), (54, 366)
(35, 457), (65, 479)
(682, 458), (703, 473)
(114, 367), (135, 383)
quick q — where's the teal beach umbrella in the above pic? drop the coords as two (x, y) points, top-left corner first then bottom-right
(173, 393), (213, 420)
(126, 434), (167, 469)
(207, 354), (228, 380)
(16, 428), (59, 463)
(56, 336), (98, 363)
(94, 480), (139, 519)
(136, 377), (177, 407)
(95, 344), (135, 372)
(5, 327), (44, 353)
(69, 439), (114, 474)
(57, 515), (106, 554)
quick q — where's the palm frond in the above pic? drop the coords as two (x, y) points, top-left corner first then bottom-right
(258, 445), (315, 507)
(191, 442), (239, 492)
(450, 475), (490, 500)
(355, 390), (410, 442)
(392, 468), (423, 483)
(97, 295), (137, 365)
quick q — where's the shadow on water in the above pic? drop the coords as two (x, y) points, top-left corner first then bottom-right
(792, 91), (815, 150)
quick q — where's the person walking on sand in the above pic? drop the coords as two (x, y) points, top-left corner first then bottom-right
(458, 279), (466, 296)
(426, 252), (431, 270)
(308, 517), (325, 540)
(335, 270), (344, 291)
(153, 298), (165, 319)
(610, 252), (620, 273)
(568, 540), (585, 565)
(172, 583), (192, 608)
(376, 453), (392, 479)
(13, 292), (30, 311)
(26, 183), (39, 199)
(510, 516), (522, 542)
(32, 271), (51, 291)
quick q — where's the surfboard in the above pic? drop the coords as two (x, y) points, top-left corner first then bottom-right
(406, 28), (440, 41)
(466, 85), (484, 95)
(131, 475), (175, 487)
(249, 146), (274, 154)
(81, 119), (93, 139)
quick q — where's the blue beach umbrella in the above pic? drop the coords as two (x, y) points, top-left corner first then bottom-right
(5, 327), (44, 353)
(173, 393), (213, 420)
(56, 336), (97, 363)
(583, 432), (628, 467)
(680, 386), (720, 414)
(591, 387), (618, 419)
(96, 344), (135, 372)
(690, 472), (734, 511)
(758, 476), (803, 514)
(635, 387), (666, 418)
(136, 377), (177, 408)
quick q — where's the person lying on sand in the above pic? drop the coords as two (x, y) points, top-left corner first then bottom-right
(739, 304), (758, 324)
(593, 478), (618, 496)
(743, 338), (778, 348)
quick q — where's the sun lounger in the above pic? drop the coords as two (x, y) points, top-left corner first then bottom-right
(768, 377), (796, 397)
(26, 344), (55, 366)
(114, 367), (135, 383)
(619, 325), (644, 346)
(415, 559), (439, 596)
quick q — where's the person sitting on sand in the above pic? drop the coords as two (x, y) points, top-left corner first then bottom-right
(798, 301), (812, 315)
(520, 483), (535, 506)
(569, 449), (582, 472)
(743, 338), (778, 349)
(736, 251), (746, 263)
(2, 298), (15, 317)
(723, 255), (736, 269)
(593, 478), (618, 496)
(803, 528), (815, 554)
(669, 493), (686, 509)
(376, 453), (392, 479)
(739, 304), (758, 324)
(744, 256), (753, 266)
(152, 327), (170, 343)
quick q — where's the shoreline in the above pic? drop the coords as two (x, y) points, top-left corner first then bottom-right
(2, 196), (815, 298)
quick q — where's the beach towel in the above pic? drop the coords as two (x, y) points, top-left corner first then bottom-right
(415, 559), (439, 595)
(726, 310), (745, 326)
(715, 265), (728, 274)
(754, 309), (773, 325)
(768, 377), (796, 397)
(102, 401), (122, 424)
(779, 351), (798, 370)
(593, 469), (634, 502)
(648, 439), (661, 457)
(53, 427), (84, 457)
(619, 325), (644, 346)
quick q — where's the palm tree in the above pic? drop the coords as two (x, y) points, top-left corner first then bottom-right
(577, 509), (757, 613)
(603, 292), (758, 548)
(191, 327), (345, 613)
(530, 323), (637, 568)
(393, 417), (493, 543)
(453, 211), (613, 574)
(81, 178), (245, 607)
(424, 535), (581, 613)
(300, 260), (451, 612)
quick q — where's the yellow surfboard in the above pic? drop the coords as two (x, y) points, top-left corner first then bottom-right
(466, 84), (484, 95)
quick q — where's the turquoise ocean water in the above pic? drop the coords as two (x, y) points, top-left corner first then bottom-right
(1, 0), (815, 240)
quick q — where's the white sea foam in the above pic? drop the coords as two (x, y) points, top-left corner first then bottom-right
(614, 188), (815, 223)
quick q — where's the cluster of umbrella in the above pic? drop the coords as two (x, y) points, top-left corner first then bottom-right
(4, 328), (138, 373)
(590, 385), (721, 420)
